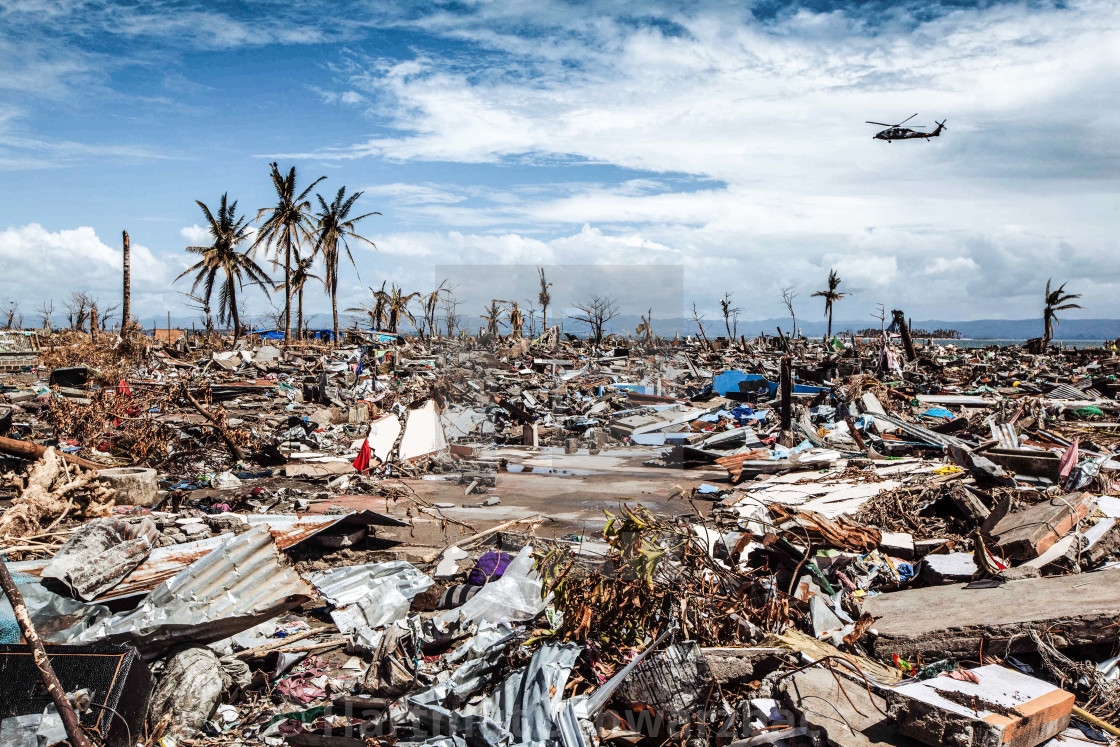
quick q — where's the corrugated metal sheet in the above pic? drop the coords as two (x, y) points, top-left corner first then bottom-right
(73, 526), (311, 658)
(869, 412), (968, 449)
(12, 511), (407, 602)
(1047, 383), (1095, 401)
(306, 560), (432, 607)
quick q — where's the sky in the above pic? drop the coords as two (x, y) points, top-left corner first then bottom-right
(1, 0), (1118, 331)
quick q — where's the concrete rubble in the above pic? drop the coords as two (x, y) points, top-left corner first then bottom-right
(1, 326), (1120, 747)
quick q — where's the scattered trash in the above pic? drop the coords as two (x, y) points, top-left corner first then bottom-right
(0, 330), (1119, 746)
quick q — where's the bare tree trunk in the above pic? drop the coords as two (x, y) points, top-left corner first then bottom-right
(297, 287), (303, 342)
(332, 291), (339, 347)
(230, 273), (241, 341)
(827, 308), (833, 341)
(779, 356), (793, 447)
(90, 306), (98, 345)
(283, 236), (292, 341)
(121, 230), (131, 336)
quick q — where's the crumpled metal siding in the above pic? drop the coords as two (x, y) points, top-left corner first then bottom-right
(12, 511), (404, 602)
(306, 560), (433, 607)
(73, 526), (311, 658)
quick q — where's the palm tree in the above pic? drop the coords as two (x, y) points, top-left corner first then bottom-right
(812, 269), (849, 341)
(1043, 279), (1082, 348)
(537, 268), (552, 330)
(313, 186), (378, 344)
(418, 280), (451, 340)
(289, 253), (321, 340)
(346, 284), (386, 331)
(481, 301), (502, 337)
(636, 308), (653, 343)
(253, 162), (325, 341)
(176, 194), (272, 340)
(507, 301), (524, 338)
(385, 285), (419, 333)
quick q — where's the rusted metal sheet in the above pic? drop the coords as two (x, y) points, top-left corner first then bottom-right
(770, 505), (882, 552)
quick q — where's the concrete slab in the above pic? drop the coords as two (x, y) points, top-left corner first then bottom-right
(886, 665), (1073, 747)
(779, 668), (921, 747)
(864, 567), (1120, 660)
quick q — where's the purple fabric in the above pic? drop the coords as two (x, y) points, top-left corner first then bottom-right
(468, 551), (513, 586)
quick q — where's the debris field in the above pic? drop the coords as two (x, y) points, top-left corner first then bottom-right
(2, 326), (1120, 747)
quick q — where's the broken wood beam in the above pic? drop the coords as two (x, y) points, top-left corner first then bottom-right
(0, 435), (104, 471)
(779, 356), (793, 447)
(0, 558), (92, 747)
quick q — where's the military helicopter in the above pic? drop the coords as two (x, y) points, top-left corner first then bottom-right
(866, 114), (947, 142)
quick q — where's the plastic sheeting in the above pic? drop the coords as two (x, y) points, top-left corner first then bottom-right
(437, 546), (551, 630)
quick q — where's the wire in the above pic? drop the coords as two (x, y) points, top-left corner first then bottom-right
(87, 702), (131, 747)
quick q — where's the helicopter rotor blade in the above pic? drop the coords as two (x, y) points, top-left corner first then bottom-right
(866, 121), (893, 126)
(896, 113), (919, 126)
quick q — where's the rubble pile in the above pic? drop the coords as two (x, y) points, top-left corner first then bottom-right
(2, 327), (1120, 747)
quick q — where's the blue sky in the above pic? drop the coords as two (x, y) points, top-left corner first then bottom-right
(1, 0), (1118, 330)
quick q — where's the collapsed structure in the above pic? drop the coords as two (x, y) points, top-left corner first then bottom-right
(1, 326), (1119, 747)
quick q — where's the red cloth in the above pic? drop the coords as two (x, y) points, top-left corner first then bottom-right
(117, 379), (131, 397)
(352, 439), (372, 472)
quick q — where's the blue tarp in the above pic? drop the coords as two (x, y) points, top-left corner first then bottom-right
(713, 370), (830, 399)
(248, 329), (336, 341)
(713, 371), (769, 396)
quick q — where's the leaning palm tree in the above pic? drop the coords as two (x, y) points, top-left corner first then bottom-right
(289, 254), (321, 341)
(313, 186), (378, 344)
(176, 193), (272, 340)
(253, 163), (325, 341)
(480, 301), (502, 337)
(811, 269), (849, 341)
(1043, 279), (1082, 348)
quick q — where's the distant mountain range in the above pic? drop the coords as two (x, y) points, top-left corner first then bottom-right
(588, 316), (1120, 341)
(144, 313), (1120, 341)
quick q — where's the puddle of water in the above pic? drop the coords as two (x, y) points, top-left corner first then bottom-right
(506, 464), (602, 477)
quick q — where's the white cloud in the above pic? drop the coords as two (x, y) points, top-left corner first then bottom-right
(0, 223), (169, 312)
(283, 0), (1120, 321)
(361, 182), (468, 206)
(179, 224), (209, 244)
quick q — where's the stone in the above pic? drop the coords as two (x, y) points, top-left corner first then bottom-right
(779, 667), (921, 746)
(863, 567), (1120, 660)
(97, 467), (159, 507)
